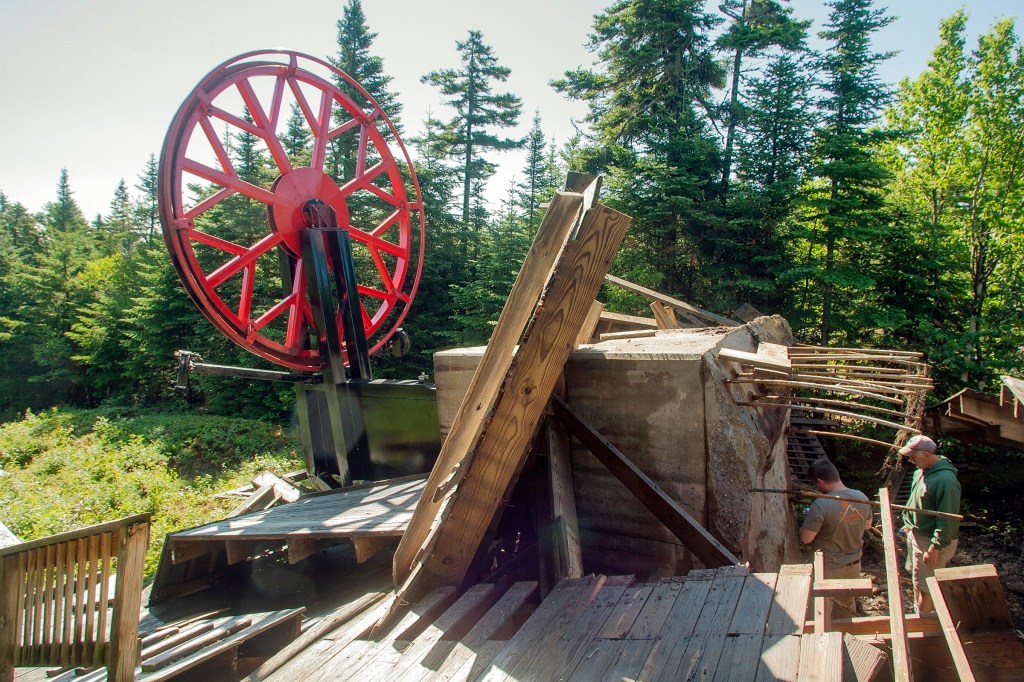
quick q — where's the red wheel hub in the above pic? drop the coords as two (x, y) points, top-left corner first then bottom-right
(159, 51), (424, 371)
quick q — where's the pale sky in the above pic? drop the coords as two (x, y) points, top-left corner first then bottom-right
(0, 0), (1019, 221)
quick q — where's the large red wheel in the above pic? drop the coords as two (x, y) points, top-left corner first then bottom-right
(159, 50), (424, 371)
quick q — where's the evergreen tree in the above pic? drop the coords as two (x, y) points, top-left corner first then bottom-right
(135, 154), (159, 243)
(104, 179), (136, 256)
(792, 0), (895, 345)
(330, 0), (402, 181)
(514, 112), (558, 232)
(716, 0), (810, 201)
(553, 0), (725, 303)
(280, 102), (313, 166)
(423, 30), (522, 250)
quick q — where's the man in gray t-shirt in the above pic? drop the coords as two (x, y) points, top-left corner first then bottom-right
(799, 459), (873, 617)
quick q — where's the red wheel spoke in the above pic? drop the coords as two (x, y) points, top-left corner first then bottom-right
(337, 157), (396, 199)
(347, 227), (406, 258)
(235, 77), (292, 175)
(368, 248), (395, 294)
(182, 159), (276, 204)
(283, 260), (307, 348)
(357, 284), (396, 304)
(250, 291), (296, 338)
(238, 265), (255, 323)
(207, 232), (282, 288)
(183, 187), (236, 221)
(268, 72), (286, 131)
(198, 115), (235, 178)
(203, 100), (266, 139)
(185, 228), (249, 255)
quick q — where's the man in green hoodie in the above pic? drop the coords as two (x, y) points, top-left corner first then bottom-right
(900, 434), (961, 614)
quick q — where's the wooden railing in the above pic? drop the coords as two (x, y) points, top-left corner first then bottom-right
(0, 514), (150, 682)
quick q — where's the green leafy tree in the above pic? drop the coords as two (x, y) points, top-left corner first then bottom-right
(423, 30), (522, 252)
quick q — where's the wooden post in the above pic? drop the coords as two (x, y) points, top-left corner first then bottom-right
(813, 551), (831, 633)
(107, 520), (149, 682)
(879, 487), (912, 682)
(925, 576), (976, 682)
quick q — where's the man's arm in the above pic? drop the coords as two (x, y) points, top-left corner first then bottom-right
(800, 527), (818, 545)
(929, 478), (962, 548)
(800, 501), (824, 545)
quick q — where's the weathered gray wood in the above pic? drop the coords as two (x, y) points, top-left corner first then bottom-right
(141, 617), (253, 672)
(624, 580), (684, 640)
(241, 592), (384, 681)
(636, 572), (715, 679)
(728, 573), (778, 634)
(926, 575), (976, 682)
(713, 634), (765, 682)
(497, 575), (634, 682)
(567, 638), (655, 682)
(596, 584), (654, 639)
(477, 577), (600, 681)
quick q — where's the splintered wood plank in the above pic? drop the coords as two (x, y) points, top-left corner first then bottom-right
(842, 632), (888, 682)
(576, 300), (605, 346)
(500, 575), (634, 682)
(729, 573), (778, 634)
(625, 580), (684, 640)
(713, 634), (764, 682)
(392, 190), (586, 586)
(596, 584), (654, 639)
(878, 487), (911, 682)
(797, 631), (843, 681)
(424, 581), (538, 682)
(388, 583), (500, 679)
(931, 563), (1013, 630)
(754, 634), (801, 682)
(477, 576), (604, 681)
(603, 273), (737, 326)
(925, 576), (975, 682)
(398, 205), (631, 613)
(719, 347), (792, 372)
(765, 564), (812, 636)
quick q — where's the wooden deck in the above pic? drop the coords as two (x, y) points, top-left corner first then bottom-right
(150, 476), (426, 604)
(270, 564), (890, 681)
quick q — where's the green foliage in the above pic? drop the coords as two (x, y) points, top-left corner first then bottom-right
(0, 407), (302, 577)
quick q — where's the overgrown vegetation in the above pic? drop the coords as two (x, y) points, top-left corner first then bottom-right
(0, 408), (303, 577)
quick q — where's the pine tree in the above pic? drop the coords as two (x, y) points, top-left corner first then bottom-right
(135, 155), (159, 243)
(423, 30), (522, 251)
(795, 0), (895, 345)
(104, 179), (136, 256)
(330, 0), (402, 181)
(514, 112), (558, 232)
(716, 0), (810, 201)
(553, 0), (725, 302)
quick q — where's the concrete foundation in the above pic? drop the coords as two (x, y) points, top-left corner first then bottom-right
(432, 315), (801, 579)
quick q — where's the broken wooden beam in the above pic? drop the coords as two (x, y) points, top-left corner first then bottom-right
(550, 394), (738, 568)
(603, 273), (738, 327)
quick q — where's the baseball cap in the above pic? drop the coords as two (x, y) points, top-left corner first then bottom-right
(899, 434), (937, 456)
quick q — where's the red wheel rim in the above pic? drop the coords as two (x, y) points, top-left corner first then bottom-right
(159, 51), (424, 371)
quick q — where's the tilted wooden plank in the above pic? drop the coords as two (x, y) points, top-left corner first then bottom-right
(926, 575), (976, 682)
(635, 572), (715, 678)
(797, 631), (843, 681)
(576, 300), (605, 346)
(719, 347), (792, 372)
(396, 205), (631, 613)
(931, 563), (1013, 630)
(551, 394), (737, 568)
(879, 487), (912, 682)
(765, 564), (812, 636)
(603, 273), (738, 327)
(546, 417), (583, 583)
(392, 190), (586, 586)
(713, 633), (764, 682)
(841, 632), (888, 682)
(141, 617), (253, 672)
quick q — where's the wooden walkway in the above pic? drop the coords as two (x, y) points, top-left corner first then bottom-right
(270, 564), (887, 681)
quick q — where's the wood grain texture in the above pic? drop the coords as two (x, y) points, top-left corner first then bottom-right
(879, 487), (911, 682)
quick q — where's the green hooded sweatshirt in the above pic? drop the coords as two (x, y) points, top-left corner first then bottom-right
(901, 456), (961, 548)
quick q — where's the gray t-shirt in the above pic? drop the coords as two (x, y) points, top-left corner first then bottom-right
(800, 489), (872, 569)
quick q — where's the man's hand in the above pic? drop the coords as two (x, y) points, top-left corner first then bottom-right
(923, 545), (939, 567)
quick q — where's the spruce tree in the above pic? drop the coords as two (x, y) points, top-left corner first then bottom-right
(135, 154), (159, 244)
(796, 0), (895, 345)
(423, 30), (522, 252)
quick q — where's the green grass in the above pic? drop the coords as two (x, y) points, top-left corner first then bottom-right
(0, 407), (304, 578)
